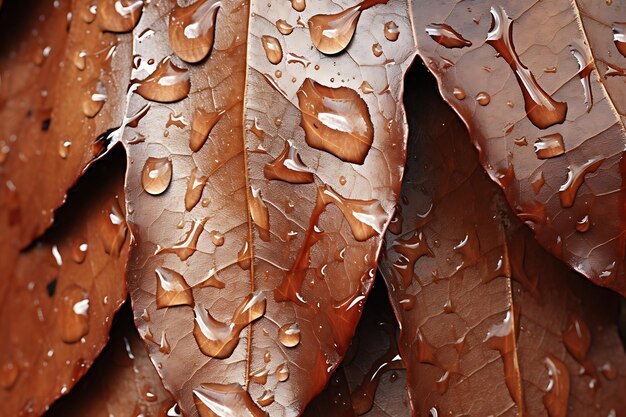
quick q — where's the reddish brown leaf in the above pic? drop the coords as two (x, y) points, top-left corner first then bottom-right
(0, 149), (129, 416)
(410, 0), (626, 291)
(304, 280), (411, 417)
(0, 0), (132, 248)
(45, 304), (176, 417)
(107, 0), (417, 415)
(379, 62), (626, 416)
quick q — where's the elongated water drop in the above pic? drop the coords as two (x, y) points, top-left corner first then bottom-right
(169, 0), (221, 63)
(425, 23), (471, 48)
(58, 285), (90, 344)
(190, 108), (224, 152)
(261, 36), (283, 64)
(155, 267), (194, 309)
(97, 0), (143, 33)
(135, 57), (190, 103)
(185, 167), (208, 211)
(264, 141), (314, 183)
(559, 158), (604, 208)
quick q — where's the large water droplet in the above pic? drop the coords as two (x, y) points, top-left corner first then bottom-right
(193, 292), (266, 358)
(135, 57), (190, 103)
(558, 158), (604, 208)
(290, 0), (305, 12)
(261, 36), (283, 64)
(264, 141), (314, 183)
(58, 284), (90, 343)
(384, 21), (399, 41)
(190, 108), (224, 152)
(279, 322), (301, 347)
(487, 6), (567, 128)
(297, 78), (373, 164)
(308, 0), (388, 55)
(169, 0), (221, 63)
(97, 0), (143, 33)
(425, 23), (471, 48)
(155, 266), (194, 309)
(193, 383), (266, 417)
(534, 133), (564, 159)
(142, 157), (172, 195)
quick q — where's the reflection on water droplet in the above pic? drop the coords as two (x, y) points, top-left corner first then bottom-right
(157, 217), (208, 261)
(384, 21), (399, 41)
(372, 42), (383, 57)
(276, 19), (294, 35)
(71, 240), (89, 263)
(543, 354), (570, 417)
(425, 23), (472, 48)
(193, 383), (266, 417)
(185, 167), (208, 211)
(190, 108), (225, 152)
(135, 57), (190, 103)
(238, 240), (251, 270)
(193, 292), (266, 358)
(297, 78), (373, 164)
(275, 363), (289, 381)
(249, 368), (269, 385)
(308, 0), (388, 55)
(612, 23), (626, 57)
(0, 360), (19, 390)
(155, 266), (194, 309)
(59, 284), (90, 344)
(487, 6), (567, 128)
(559, 158), (604, 208)
(264, 141), (314, 184)
(576, 215), (590, 233)
(279, 322), (301, 347)
(82, 82), (108, 118)
(570, 41), (594, 112)
(452, 87), (465, 100)
(290, 0), (305, 12)
(534, 133), (564, 159)
(142, 157), (172, 195)
(58, 140), (72, 159)
(257, 390), (274, 407)
(97, 0), (143, 33)
(169, 0), (221, 63)
(250, 187), (270, 241)
(476, 92), (490, 106)
(100, 199), (127, 257)
(261, 35), (283, 65)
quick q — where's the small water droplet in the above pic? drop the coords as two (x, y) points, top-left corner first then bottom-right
(155, 266), (194, 309)
(97, 0), (143, 33)
(534, 133), (564, 159)
(237, 240), (251, 270)
(279, 322), (301, 347)
(261, 35), (283, 64)
(58, 140), (72, 159)
(372, 42), (383, 57)
(275, 362), (289, 381)
(476, 91), (490, 106)
(169, 0), (221, 63)
(142, 157), (172, 195)
(59, 284), (90, 344)
(250, 187), (270, 241)
(276, 19), (294, 35)
(384, 21), (399, 41)
(425, 23), (472, 48)
(257, 390), (274, 407)
(612, 23), (626, 57)
(452, 87), (465, 100)
(290, 0), (305, 12)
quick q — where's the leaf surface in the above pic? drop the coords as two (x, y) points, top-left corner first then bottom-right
(45, 304), (176, 417)
(116, 0), (416, 415)
(0, 148), (129, 415)
(410, 0), (626, 291)
(379, 62), (626, 416)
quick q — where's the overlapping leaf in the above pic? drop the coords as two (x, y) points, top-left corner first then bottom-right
(45, 304), (176, 417)
(0, 149), (129, 415)
(108, 0), (418, 415)
(410, 0), (626, 291)
(379, 62), (626, 416)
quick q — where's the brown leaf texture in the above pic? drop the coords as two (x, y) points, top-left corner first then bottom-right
(113, 0), (416, 416)
(303, 279), (410, 417)
(45, 304), (176, 417)
(379, 62), (626, 416)
(0, 0), (132, 248)
(0, 148), (129, 415)
(410, 0), (626, 292)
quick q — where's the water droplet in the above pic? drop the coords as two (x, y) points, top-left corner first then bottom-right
(452, 87), (466, 100)
(372, 42), (383, 57)
(562, 313), (595, 376)
(476, 91), (490, 106)
(250, 187), (270, 241)
(189, 108), (225, 152)
(97, 0), (143, 33)
(261, 35), (283, 64)
(58, 140), (72, 159)
(290, 0), (305, 12)
(392, 230), (433, 286)
(308, 0), (388, 55)
(264, 141), (314, 183)
(257, 390), (274, 407)
(193, 292), (266, 358)
(0, 360), (19, 390)
(543, 354), (570, 417)
(575, 215), (590, 233)
(359, 81), (374, 94)
(425, 23), (472, 48)
(82, 82), (108, 118)
(157, 217), (208, 261)
(559, 158), (605, 208)
(210, 230), (224, 247)
(384, 21), (399, 41)
(249, 368), (269, 385)
(59, 284), (90, 343)
(197, 268), (226, 289)
(71, 240), (89, 263)
(185, 168), (208, 211)
(531, 171), (545, 194)
(159, 332), (171, 354)
(169, 0), (221, 63)
(570, 41), (594, 112)
(275, 363), (289, 381)
(487, 6), (567, 128)
(193, 383), (266, 417)
(612, 22), (626, 57)
(100, 199), (127, 257)
(279, 322), (301, 347)
(276, 19), (294, 35)
(135, 57), (190, 103)
(155, 266), (194, 309)
(534, 133), (564, 159)
(237, 240), (251, 270)
(142, 157), (172, 195)
(297, 78), (373, 164)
